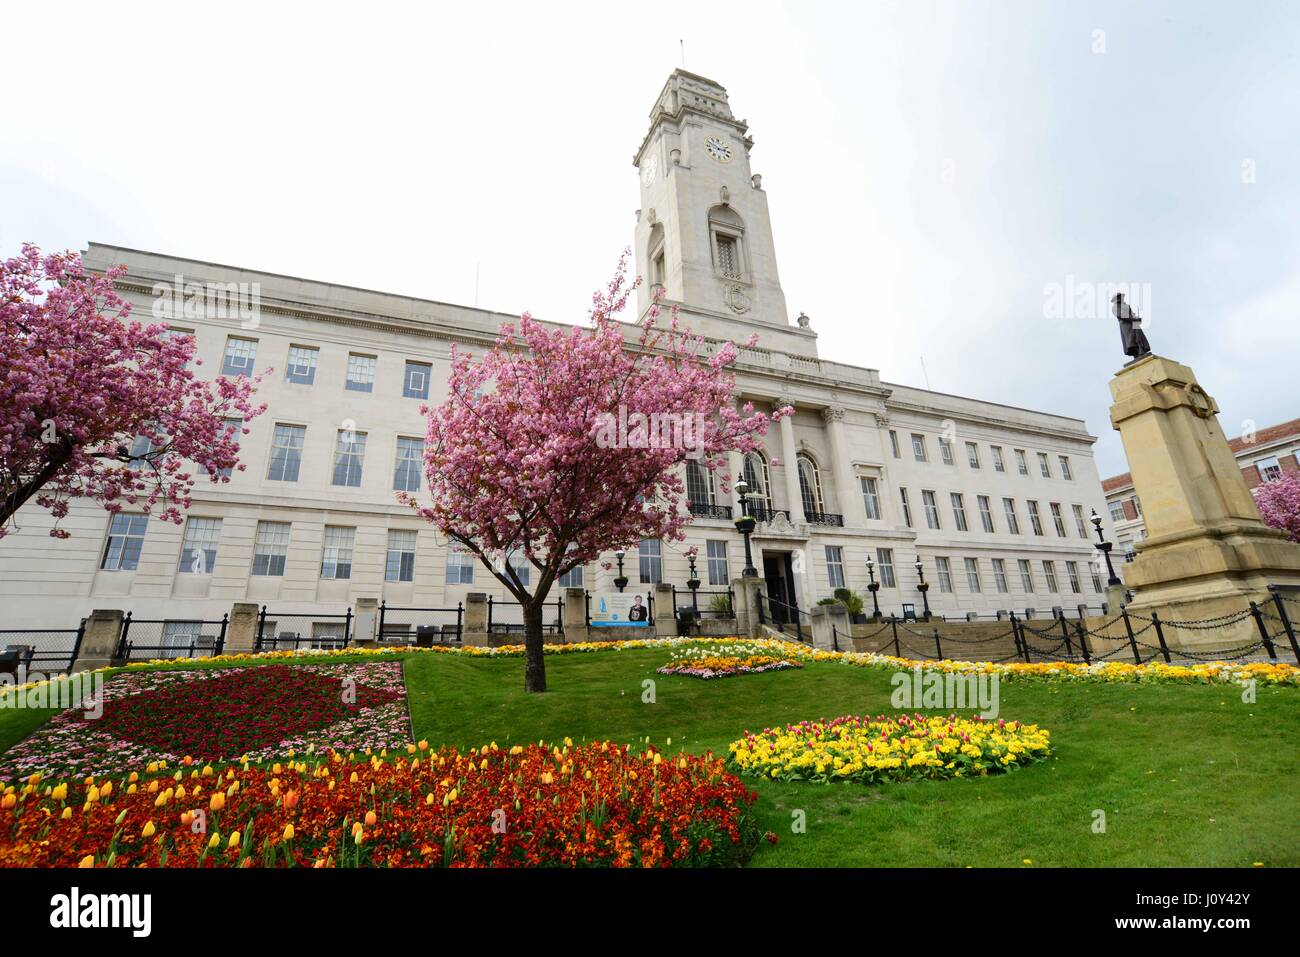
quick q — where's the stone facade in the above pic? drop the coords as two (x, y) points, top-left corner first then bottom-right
(1, 70), (1116, 632)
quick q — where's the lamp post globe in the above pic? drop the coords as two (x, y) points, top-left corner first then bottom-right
(733, 479), (758, 577)
(914, 557), (932, 622)
(613, 548), (628, 594)
(865, 556), (882, 620)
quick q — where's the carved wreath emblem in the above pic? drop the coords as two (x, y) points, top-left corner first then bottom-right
(724, 284), (752, 314)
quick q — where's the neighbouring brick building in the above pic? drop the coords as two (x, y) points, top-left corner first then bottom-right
(1103, 416), (1300, 562)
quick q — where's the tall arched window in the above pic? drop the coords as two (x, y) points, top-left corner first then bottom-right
(685, 460), (713, 510)
(742, 451), (771, 512)
(797, 452), (823, 518)
(707, 205), (746, 282)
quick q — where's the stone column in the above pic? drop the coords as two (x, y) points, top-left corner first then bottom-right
(353, 597), (379, 647)
(72, 609), (123, 673)
(653, 582), (675, 637)
(732, 576), (767, 639)
(463, 592), (489, 647)
(1109, 354), (1300, 636)
(226, 602), (260, 653)
(777, 398), (805, 524)
(823, 407), (867, 526)
(562, 587), (589, 644)
(808, 601), (849, 652)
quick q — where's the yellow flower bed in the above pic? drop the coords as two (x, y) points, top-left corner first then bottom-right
(728, 713), (1052, 785)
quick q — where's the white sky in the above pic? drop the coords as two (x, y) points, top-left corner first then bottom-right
(3, 0), (1297, 477)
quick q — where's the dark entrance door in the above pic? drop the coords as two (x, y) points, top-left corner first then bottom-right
(762, 551), (797, 624)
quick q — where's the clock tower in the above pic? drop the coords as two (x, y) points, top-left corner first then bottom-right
(632, 70), (817, 356)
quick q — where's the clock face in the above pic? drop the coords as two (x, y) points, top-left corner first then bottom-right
(641, 153), (658, 187)
(705, 135), (733, 162)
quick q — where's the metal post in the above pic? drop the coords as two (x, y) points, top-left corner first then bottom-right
(456, 602), (464, 642)
(257, 605), (267, 651)
(1120, 606), (1141, 664)
(117, 611), (133, 660)
(378, 601), (387, 644)
(70, 618), (87, 669)
(1151, 611), (1171, 663)
(933, 628), (943, 660)
(1058, 611), (1074, 658)
(890, 616), (901, 657)
(671, 586), (678, 616)
(1268, 585), (1300, 663)
(1249, 601), (1278, 661)
(584, 591), (591, 627)
(1074, 619), (1091, 664)
(344, 608), (354, 647)
(832, 624), (839, 653)
(216, 613), (229, 656)
(487, 596), (495, 633)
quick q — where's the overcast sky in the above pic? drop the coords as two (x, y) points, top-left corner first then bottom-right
(3, 0), (1296, 477)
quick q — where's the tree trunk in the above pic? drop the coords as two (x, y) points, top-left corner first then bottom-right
(523, 599), (547, 693)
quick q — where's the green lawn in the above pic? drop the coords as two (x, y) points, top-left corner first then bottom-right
(4, 648), (1298, 867)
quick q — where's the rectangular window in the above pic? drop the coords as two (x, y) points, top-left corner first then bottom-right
(825, 545), (846, 589)
(346, 353), (376, 392)
(1038, 452), (1052, 478)
(1059, 455), (1073, 481)
(1014, 449), (1029, 475)
(100, 514), (147, 571)
(1066, 560), (1082, 594)
(1109, 500), (1127, 523)
(966, 442), (981, 469)
(221, 336), (257, 377)
(1027, 500), (1044, 536)
(977, 495), (995, 533)
(559, 565), (585, 589)
(251, 521), (290, 577)
(911, 433), (928, 462)
(1072, 504), (1088, 538)
(922, 490), (941, 529)
(889, 430), (900, 458)
(936, 556), (953, 593)
(284, 345), (319, 385)
(160, 621), (207, 658)
(199, 417), (242, 479)
(321, 526), (355, 580)
(964, 557), (982, 592)
(179, 517), (221, 574)
(267, 424), (306, 482)
(385, 529), (417, 583)
(1050, 502), (1067, 537)
(859, 477), (882, 520)
(403, 360), (432, 400)
(1043, 560), (1059, 593)
(506, 549), (531, 587)
(1003, 498), (1021, 535)
(874, 548), (896, 588)
(1018, 559), (1034, 592)
(991, 446), (1005, 472)
(639, 539), (663, 584)
(899, 488), (913, 527)
(331, 430), (367, 487)
(1091, 566), (1104, 593)
(393, 436), (424, 492)
(939, 438), (954, 465)
(950, 492), (969, 531)
(1258, 456), (1283, 483)
(706, 540), (729, 586)
(446, 544), (475, 585)
(715, 235), (740, 279)
(128, 432), (155, 468)
(992, 558), (1009, 593)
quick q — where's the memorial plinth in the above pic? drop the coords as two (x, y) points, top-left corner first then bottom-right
(1110, 354), (1300, 622)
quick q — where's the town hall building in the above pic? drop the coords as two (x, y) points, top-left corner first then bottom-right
(0, 70), (1116, 639)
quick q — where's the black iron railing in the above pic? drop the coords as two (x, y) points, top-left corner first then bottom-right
(688, 502), (734, 520)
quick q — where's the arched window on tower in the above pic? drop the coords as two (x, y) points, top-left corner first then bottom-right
(742, 451), (771, 518)
(647, 223), (666, 294)
(797, 452), (824, 519)
(707, 205), (746, 282)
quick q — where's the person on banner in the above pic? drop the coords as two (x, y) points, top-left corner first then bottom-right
(628, 594), (648, 623)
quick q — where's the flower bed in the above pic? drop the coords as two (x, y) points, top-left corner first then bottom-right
(0, 742), (762, 868)
(656, 642), (803, 679)
(728, 713), (1052, 784)
(0, 662), (410, 783)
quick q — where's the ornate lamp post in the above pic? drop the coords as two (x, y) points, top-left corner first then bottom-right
(686, 549), (701, 613)
(613, 548), (628, 593)
(865, 557), (882, 620)
(1089, 509), (1122, 588)
(734, 479), (758, 578)
(914, 557), (932, 622)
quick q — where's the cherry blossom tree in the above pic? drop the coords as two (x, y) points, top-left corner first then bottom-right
(1255, 471), (1300, 543)
(404, 256), (787, 692)
(0, 243), (266, 538)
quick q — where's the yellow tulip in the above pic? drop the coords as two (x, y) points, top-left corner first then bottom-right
(78, 855), (95, 868)
(282, 824), (295, 841)
(142, 821), (156, 838)
(228, 831), (241, 849)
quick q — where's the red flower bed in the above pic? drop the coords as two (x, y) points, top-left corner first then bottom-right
(0, 742), (762, 868)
